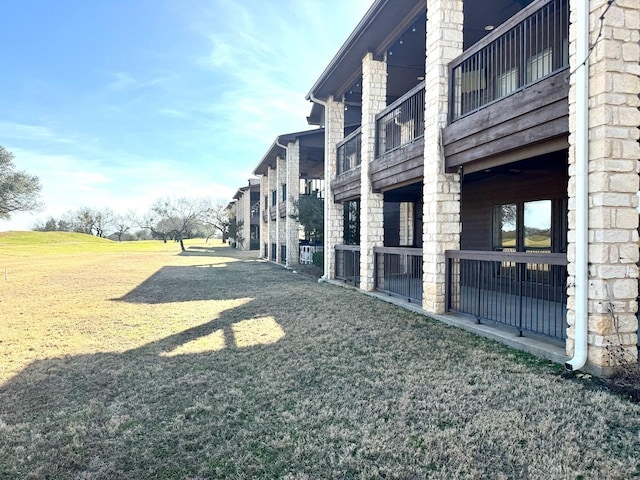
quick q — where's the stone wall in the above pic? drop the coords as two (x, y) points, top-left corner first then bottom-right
(324, 96), (345, 279)
(422, 0), (463, 314)
(360, 53), (386, 291)
(567, 0), (640, 367)
(286, 141), (301, 266)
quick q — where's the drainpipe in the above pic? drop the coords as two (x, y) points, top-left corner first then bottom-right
(308, 93), (330, 280)
(566, 1), (589, 371)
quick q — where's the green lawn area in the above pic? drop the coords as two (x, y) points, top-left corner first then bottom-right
(1, 233), (639, 479)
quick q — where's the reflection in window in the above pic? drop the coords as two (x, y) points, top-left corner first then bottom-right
(524, 200), (551, 252)
(493, 204), (517, 251)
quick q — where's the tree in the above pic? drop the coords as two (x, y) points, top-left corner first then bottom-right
(290, 194), (324, 243)
(0, 146), (42, 220)
(228, 216), (244, 248)
(113, 214), (130, 242)
(200, 199), (231, 242)
(139, 197), (211, 251)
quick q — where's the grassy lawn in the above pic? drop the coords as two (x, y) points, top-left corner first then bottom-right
(1, 232), (639, 479)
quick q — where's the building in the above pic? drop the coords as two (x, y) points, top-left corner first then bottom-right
(306, 0), (639, 373)
(227, 179), (261, 251)
(253, 129), (325, 266)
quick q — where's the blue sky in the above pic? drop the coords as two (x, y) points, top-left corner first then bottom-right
(0, 0), (374, 230)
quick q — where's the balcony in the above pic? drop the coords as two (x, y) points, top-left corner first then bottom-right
(269, 206), (277, 221)
(332, 128), (362, 202)
(374, 247), (423, 303)
(445, 250), (567, 340)
(262, 209), (268, 223)
(335, 245), (360, 286)
(278, 201), (286, 218)
(444, 0), (570, 170)
(371, 82), (425, 191)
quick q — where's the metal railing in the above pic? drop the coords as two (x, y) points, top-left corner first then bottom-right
(337, 128), (362, 175)
(280, 245), (286, 264)
(445, 250), (567, 340)
(374, 247), (423, 303)
(335, 245), (360, 286)
(271, 243), (277, 261)
(449, 0), (569, 122)
(376, 81), (425, 157)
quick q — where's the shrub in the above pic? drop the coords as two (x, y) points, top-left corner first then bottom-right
(312, 251), (323, 269)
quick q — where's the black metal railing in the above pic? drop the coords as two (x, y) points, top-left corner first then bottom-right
(337, 128), (362, 175)
(280, 245), (287, 264)
(449, 0), (569, 122)
(335, 245), (360, 286)
(376, 81), (425, 157)
(271, 243), (277, 262)
(445, 250), (567, 339)
(263, 243), (268, 258)
(374, 247), (423, 303)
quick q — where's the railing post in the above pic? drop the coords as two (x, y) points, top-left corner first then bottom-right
(475, 261), (482, 324)
(517, 262), (524, 337)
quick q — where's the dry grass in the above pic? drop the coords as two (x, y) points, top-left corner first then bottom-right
(1, 232), (640, 479)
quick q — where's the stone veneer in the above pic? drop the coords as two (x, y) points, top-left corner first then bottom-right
(268, 165), (277, 259)
(360, 53), (386, 291)
(422, 0), (463, 314)
(324, 96), (345, 279)
(276, 156), (287, 264)
(566, 0), (640, 368)
(286, 141), (301, 266)
(260, 174), (269, 257)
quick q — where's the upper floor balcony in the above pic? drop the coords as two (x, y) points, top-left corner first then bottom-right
(332, 128), (362, 202)
(444, 0), (570, 172)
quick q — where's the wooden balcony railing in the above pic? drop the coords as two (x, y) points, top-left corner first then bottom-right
(445, 250), (567, 340)
(449, 0), (569, 122)
(376, 81), (425, 157)
(278, 201), (286, 218)
(374, 247), (423, 303)
(337, 127), (362, 175)
(335, 245), (360, 286)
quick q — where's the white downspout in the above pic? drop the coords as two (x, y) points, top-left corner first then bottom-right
(566, 0), (589, 371)
(308, 93), (330, 280)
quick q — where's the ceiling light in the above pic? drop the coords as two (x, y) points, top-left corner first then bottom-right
(417, 76), (424, 81)
(484, 25), (495, 31)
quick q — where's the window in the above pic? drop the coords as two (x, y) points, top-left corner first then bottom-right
(493, 200), (555, 253)
(343, 200), (360, 245)
(271, 190), (277, 207)
(282, 184), (287, 202)
(497, 68), (518, 97)
(527, 48), (552, 83)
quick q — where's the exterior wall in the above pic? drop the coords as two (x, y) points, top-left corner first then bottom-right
(241, 189), (251, 250)
(260, 176), (268, 258)
(268, 165), (277, 259)
(360, 52), (387, 291)
(286, 141), (301, 266)
(324, 96), (345, 279)
(422, 0), (463, 314)
(567, 0), (640, 367)
(276, 155), (287, 263)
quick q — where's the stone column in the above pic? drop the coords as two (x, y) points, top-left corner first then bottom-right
(286, 141), (301, 266)
(360, 52), (386, 291)
(241, 188), (251, 250)
(422, 0), (463, 314)
(268, 165), (277, 260)
(260, 176), (268, 257)
(324, 96), (345, 279)
(276, 155), (287, 264)
(567, 0), (640, 368)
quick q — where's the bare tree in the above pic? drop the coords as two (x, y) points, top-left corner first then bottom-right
(0, 146), (42, 220)
(140, 197), (211, 251)
(200, 199), (231, 242)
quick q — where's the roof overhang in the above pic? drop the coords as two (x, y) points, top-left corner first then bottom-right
(253, 128), (325, 178)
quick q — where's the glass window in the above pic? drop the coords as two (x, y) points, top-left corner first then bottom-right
(493, 204), (517, 251)
(524, 200), (551, 252)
